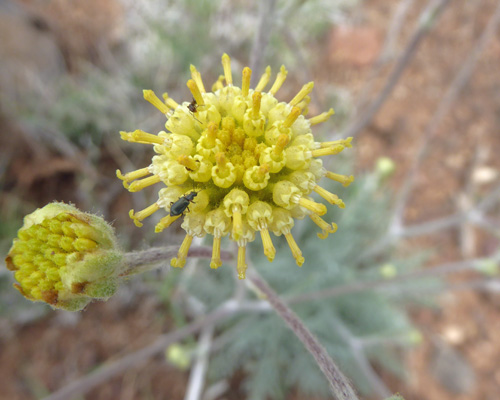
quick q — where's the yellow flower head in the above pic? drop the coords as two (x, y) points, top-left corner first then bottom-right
(5, 203), (123, 311)
(118, 54), (354, 279)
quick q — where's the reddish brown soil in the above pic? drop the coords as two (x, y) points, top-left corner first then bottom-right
(1, 0), (500, 399)
(321, 1), (500, 399)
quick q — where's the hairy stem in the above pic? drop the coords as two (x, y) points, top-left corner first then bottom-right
(248, 271), (360, 400)
(121, 246), (234, 276)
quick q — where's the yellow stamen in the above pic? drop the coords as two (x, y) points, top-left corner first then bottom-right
(212, 75), (225, 91)
(215, 152), (228, 167)
(258, 163), (270, 176)
(255, 66), (271, 92)
(155, 215), (181, 233)
(221, 53), (232, 85)
(309, 214), (337, 239)
(128, 175), (161, 192)
(311, 145), (345, 157)
(310, 108), (335, 126)
(221, 116), (235, 135)
(190, 64), (206, 93)
(116, 167), (150, 188)
(251, 91), (262, 119)
(187, 79), (205, 107)
(296, 96), (311, 113)
(202, 122), (218, 148)
(162, 93), (179, 109)
(237, 245), (247, 279)
(325, 171), (354, 187)
(283, 106), (301, 129)
(232, 205), (243, 241)
(120, 130), (164, 145)
(272, 134), (290, 157)
(284, 233), (304, 266)
(241, 67), (252, 97)
(313, 185), (345, 208)
(143, 89), (169, 114)
(210, 236), (222, 269)
(177, 155), (199, 172)
(296, 197), (327, 216)
(171, 234), (193, 268)
(269, 65), (288, 95)
(260, 228), (276, 262)
(320, 137), (353, 148)
(129, 203), (160, 227)
(289, 82), (314, 106)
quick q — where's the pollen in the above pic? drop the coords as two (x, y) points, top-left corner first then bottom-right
(117, 54), (353, 277)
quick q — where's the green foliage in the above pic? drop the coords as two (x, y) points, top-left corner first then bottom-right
(385, 395), (405, 400)
(170, 169), (431, 399)
(278, 0), (362, 39)
(18, 66), (145, 147)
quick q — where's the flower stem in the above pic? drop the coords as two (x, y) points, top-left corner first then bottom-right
(247, 270), (360, 400)
(122, 246), (234, 276)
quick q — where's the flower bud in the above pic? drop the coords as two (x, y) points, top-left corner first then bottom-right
(5, 202), (124, 311)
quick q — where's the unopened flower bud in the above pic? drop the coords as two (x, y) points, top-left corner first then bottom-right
(5, 202), (124, 311)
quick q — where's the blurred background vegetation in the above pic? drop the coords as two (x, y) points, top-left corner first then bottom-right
(1, 0), (499, 399)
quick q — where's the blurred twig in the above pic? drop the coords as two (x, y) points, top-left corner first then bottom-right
(360, 177), (500, 261)
(330, 317), (392, 398)
(391, 1), (500, 231)
(287, 255), (500, 304)
(280, 26), (323, 112)
(248, 269), (360, 400)
(380, 0), (417, 63)
(342, 0), (451, 139)
(458, 142), (483, 257)
(40, 300), (266, 400)
(184, 324), (214, 400)
(355, 0), (500, 261)
(355, 0), (415, 110)
(18, 121), (92, 173)
(470, 213), (500, 237)
(40, 253), (498, 400)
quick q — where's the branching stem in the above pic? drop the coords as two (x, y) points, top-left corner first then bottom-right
(247, 270), (360, 400)
(41, 301), (240, 400)
(342, 0), (451, 139)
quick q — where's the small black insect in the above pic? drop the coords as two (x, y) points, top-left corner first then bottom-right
(169, 191), (198, 217)
(187, 98), (198, 114)
(187, 98), (202, 123)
